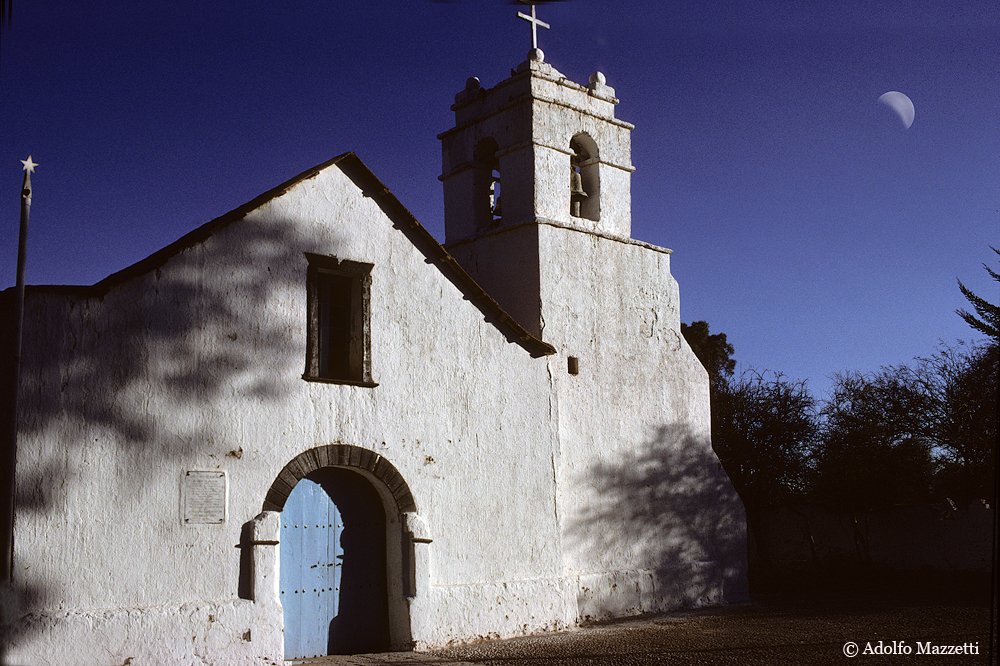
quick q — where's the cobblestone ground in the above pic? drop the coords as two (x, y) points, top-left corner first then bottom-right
(289, 596), (994, 666)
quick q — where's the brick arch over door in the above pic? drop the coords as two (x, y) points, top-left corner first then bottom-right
(262, 444), (417, 513)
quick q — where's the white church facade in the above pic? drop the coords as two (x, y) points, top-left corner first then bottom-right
(2, 49), (747, 665)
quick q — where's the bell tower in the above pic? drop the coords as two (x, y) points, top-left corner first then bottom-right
(436, 9), (746, 618)
(439, 47), (635, 337)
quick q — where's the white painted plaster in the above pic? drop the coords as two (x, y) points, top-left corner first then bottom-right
(5, 60), (746, 664)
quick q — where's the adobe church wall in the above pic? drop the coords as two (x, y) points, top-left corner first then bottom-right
(537, 225), (748, 619)
(7, 599), (282, 666)
(7, 164), (564, 661)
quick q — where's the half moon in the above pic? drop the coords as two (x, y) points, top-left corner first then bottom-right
(878, 91), (915, 129)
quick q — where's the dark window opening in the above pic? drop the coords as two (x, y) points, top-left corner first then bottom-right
(304, 254), (376, 386)
(568, 356), (580, 375)
(319, 273), (352, 378)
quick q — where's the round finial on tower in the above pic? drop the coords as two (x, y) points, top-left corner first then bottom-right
(589, 71), (606, 85)
(466, 77), (481, 91)
(528, 47), (544, 62)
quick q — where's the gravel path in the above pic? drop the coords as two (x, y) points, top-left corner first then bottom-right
(288, 597), (993, 665)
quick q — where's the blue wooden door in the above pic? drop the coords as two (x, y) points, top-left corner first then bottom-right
(280, 469), (390, 658)
(280, 476), (343, 659)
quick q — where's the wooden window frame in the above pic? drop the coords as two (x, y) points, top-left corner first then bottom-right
(303, 253), (377, 387)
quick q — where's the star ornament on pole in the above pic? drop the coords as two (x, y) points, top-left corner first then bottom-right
(20, 156), (36, 203)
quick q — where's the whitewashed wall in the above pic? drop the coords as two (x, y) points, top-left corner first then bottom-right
(5, 131), (746, 664)
(6, 163), (562, 664)
(538, 225), (747, 619)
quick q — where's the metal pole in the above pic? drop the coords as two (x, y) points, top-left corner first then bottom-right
(2, 159), (32, 582)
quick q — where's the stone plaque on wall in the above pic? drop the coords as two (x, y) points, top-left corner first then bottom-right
(182, 471), (228, 524)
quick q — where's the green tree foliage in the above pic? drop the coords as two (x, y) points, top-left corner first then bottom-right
(813, 369), (936, 512)
(956, 246), (1000, 341)
(680, 320), (735, 393)
(811, 342), (996, 508)
(685, 320), (817, 572)
(808, 343), (997, 563)
(914, 342), (998, 504)
(711, 370), (817, 577)
(686, 316), (994, 573)
(683, 320), (994, 509)
(681, 318), (1000, 585)
(810, 368), (935, 565)
(681, 321), (815, 509)
(713, 371), (817, 509)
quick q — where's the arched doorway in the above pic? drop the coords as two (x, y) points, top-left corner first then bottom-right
(280, 469), (389, 658)
(265, 445), (418, 659)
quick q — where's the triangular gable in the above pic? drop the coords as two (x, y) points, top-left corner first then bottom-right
(14, 153), (556, 358)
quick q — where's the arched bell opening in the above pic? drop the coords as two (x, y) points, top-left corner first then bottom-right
(569, 133), (600, 222)
(473, 137), (502, 231)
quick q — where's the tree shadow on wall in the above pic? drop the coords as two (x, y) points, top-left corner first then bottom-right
(1, 214), (338, 650)
(565, 423), (748, 621)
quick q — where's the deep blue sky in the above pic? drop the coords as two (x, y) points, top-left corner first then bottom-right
(2, 0), (997, 398)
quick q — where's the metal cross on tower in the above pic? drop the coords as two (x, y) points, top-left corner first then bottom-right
(517, 2), (550, 50)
